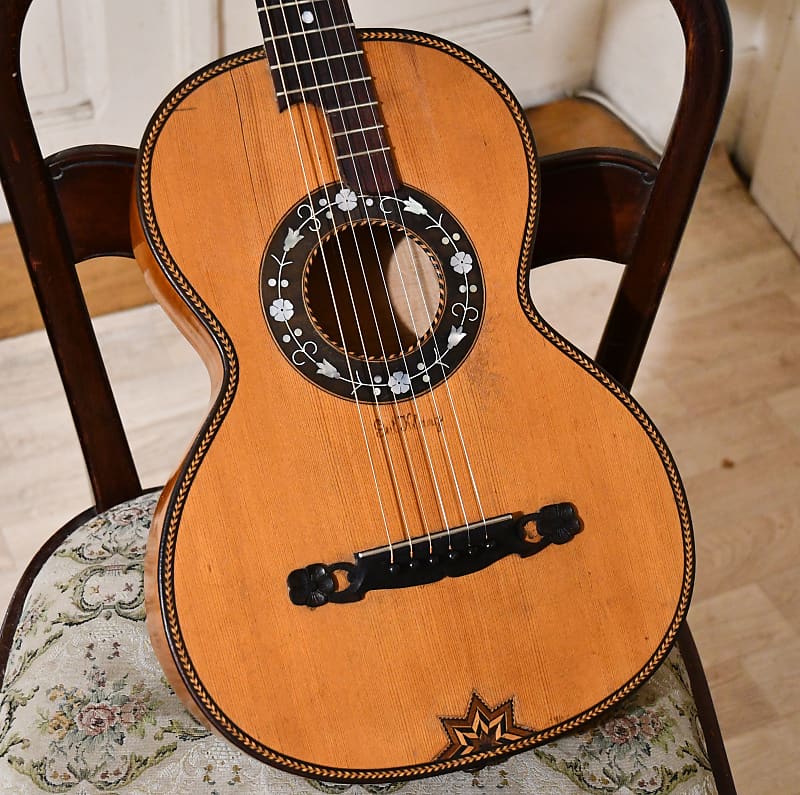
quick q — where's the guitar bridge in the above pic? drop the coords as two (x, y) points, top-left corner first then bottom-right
(287, 503), (581, 608)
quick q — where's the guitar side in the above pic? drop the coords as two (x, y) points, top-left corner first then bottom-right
(132, 33), (693, 782)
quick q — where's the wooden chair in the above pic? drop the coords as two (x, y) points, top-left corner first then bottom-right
(0, 0), (736, 792)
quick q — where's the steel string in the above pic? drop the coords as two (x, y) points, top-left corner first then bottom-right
(270, 0), (427, 552)
(260, 1), (399, 556)
(294, 6), (468, 550)
(328, 7), (492, 544)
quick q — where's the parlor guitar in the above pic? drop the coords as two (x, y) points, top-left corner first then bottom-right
(132, 0), (693, 783)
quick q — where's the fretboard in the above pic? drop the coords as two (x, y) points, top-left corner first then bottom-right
(257, 0), (398, 195)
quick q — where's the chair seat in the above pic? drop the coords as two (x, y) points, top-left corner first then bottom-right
(0, 493), (718, 794)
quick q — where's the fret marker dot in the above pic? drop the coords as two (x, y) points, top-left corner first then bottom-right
(422, 375), (431, 383)
(365, 198), (374, 207)
(301, 10), (315, 24)
(268, 278), (277, 287)
(281, 279), (289, 288)
(294, 329), (303, 337)
(417, 363), (426, 371)
(282, 335), (292, 344)
(453, 233), (462, 242)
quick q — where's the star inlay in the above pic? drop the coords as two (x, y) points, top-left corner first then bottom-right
(438, 693), (533, 761)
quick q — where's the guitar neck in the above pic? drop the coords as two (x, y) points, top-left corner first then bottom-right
(256, 0), (399, 194)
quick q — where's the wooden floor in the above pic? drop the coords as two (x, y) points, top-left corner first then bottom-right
(1, 99), (798, 792)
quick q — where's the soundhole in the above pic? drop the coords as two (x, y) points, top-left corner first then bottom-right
(304, 221), (445, 361)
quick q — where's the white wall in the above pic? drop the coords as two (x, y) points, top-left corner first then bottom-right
(593, 0), (800, 255)
(593, 0), (685, 150)
(750, 6), (800, 251)
(2, 0), (220, 223)
(20, 0), (219, 154)
(733, 0), (796, 175)
(593, 0), (772, 155)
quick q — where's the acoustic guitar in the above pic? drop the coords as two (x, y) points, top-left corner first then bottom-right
(132, 0), (693, 783)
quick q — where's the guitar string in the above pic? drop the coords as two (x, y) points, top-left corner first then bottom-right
(268, 0), (423, 552)
(317, 3), (473, 544)
(266, 0), (491, 554)
(259, 1), (398, 557)
(281, 1), (453, 552)
(329, 5), (491, 544)
(294, 5), (466, 549)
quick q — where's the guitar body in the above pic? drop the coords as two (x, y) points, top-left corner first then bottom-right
(133, 32), (692, 782)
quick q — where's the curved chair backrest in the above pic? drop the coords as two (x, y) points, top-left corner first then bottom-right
(0, 0), (731, 512)
(533, 0), (732, 382)
(0, 1), (141, 510)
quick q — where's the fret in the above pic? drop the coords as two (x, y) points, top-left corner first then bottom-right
(269, 52), (361, 71)
(276, 75), (371, 99)
(335, 146), (392, 161)
(331, 123), (384, 138)
(265, 23), (355, 42)
(259, 0), (317, 7)
(328, 100), (378, 114)
(257, 0), (331, 17)
(258, 0), (331, 10)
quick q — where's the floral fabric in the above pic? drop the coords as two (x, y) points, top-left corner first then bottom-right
(0, 493), (718, 794)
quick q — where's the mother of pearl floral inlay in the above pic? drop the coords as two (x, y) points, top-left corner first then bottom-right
(261, 184), (484, 403)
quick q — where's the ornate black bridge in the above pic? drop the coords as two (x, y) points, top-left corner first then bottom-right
(288, 503), (582, 608)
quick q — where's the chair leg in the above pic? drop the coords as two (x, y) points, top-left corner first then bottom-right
(677, 624), (738, 795)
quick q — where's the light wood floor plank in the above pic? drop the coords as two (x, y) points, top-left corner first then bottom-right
(762, 566), (800, 634)
(0, 220), (152, 338)
(726, 716), (799, 794)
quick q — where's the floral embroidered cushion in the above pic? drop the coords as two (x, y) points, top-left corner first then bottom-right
(0, 493), (718, 794)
